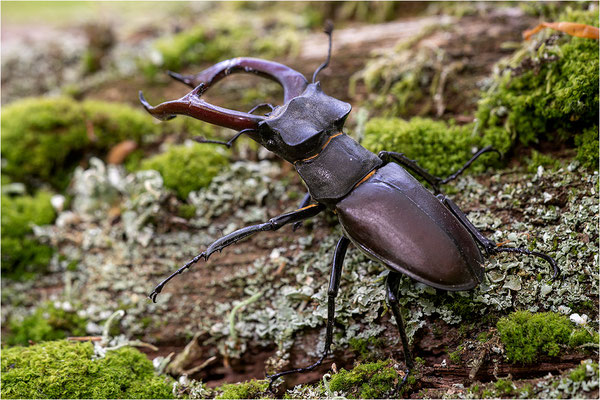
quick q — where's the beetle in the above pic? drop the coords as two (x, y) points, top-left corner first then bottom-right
(139, 24), (558, 387)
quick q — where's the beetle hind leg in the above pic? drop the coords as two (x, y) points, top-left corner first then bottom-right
(267, 236), (350, 390)
(439, 194), (559, 280)
(386, 272), (414, 387)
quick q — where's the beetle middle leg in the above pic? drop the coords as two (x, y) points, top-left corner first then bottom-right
(149, 203), (325, 302)
(439, 194), (560, 279)
(267, 236), (350, 389)
(379, 146), (501, 193)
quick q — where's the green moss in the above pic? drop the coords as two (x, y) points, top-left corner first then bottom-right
(568, 328), (595, 347)
(496, 311), (573, 363)
(0, 340), (174, 399)
(363, 117), (510, 178)
(575, 125), (599, 169)
(1, 191), (56, 278)
(328, 360), (401, 399)
(569, 362), (598, 383)
(1, 97), (160, 189)
(139, 143), (228, 199)
(448, 345), (463, 364)
(6, 301), (87, 346)
(494, 378), (514, 396)
(177, 203), (197, 220)
(475, 9), (599, 165)
(147, 8), (300, 76)
(526, 150), (563, 173)
(215, 379), (268, 399)
(349, 337), (384, 362)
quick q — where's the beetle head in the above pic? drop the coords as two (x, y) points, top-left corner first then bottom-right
(257, 82), (351, 162)
(139, 22), (347, 162)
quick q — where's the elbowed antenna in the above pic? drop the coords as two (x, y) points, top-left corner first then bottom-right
(312, 20), (334, 83)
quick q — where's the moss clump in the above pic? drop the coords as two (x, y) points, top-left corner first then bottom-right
(574, 125), (599, 169)
(569, 362), (599, 383)
(475, 9), (599, 168)
(146, 7), (300, 76)
(349, 337), (384, 362)
(1, 340), (174, 399)
(494, 378), (515, 396)
(568, 328), (597, 347)
(362, 117), (510, 178)
(177, 203), (198, 220)
(6, 302), (87, 346)
(1, 191), (56, 278)
(215, 379), (268, 399)
(328, 360), (401, 399)
(1, 97), (159, 189)
(139, 143), (228, 199)
(496, 311), (573, 363)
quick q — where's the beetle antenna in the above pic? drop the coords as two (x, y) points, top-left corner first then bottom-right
(312, 20), (334, 83)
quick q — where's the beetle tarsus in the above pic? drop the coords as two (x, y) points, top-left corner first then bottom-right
(438, 146), (502, 185)
(148, 252), (206, 302)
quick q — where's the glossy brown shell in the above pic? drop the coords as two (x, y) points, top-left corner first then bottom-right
(336, 163), (484, 291)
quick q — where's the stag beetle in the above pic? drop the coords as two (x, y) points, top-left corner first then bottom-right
(139, 24), (559, 387)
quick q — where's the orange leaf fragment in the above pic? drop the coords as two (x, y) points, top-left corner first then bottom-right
(523, 21), (599, 40)
(106, 140), (138, 165)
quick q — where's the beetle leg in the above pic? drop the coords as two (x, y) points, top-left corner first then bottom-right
(248, 103), (275, 115)
(437, 146), (502, 185)
(193, 128), (254, 149)
(386, 272), (414, 386)
(439, 195), (560, 280)
(379, 151), (442, 192)
(267, 236), (350, 390)
(379, 147), (501, 193)
(148, 204), (325, 302)
(292, 193), (313, 231)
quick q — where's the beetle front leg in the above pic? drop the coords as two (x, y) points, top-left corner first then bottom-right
(267, 236), (350, 390)
(149, 203), (325, 302)
(292, 192), (312, 231)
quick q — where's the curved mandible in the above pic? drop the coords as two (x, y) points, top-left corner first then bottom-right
(167, 57), (309, 103)
(139, 84), (264, 133)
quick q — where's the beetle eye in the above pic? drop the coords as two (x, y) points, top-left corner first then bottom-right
(267, 139), (276, 148)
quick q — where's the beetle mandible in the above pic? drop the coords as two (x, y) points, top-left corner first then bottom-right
(139, 23), (559, 387)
